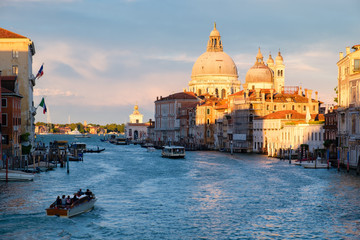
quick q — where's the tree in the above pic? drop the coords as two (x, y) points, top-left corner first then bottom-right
(334, 86), (338, 103)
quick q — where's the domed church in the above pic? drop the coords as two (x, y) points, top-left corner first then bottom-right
(245, 48), (285, 93)
(189, 23), (240, 99)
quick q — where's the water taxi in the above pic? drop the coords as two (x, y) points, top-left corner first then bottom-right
(161, 146), (185, 158)
(46, 193), (96, 218)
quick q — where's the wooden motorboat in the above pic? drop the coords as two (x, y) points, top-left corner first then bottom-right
(161, 146), (185, 158)
(46, 193), (96, 218)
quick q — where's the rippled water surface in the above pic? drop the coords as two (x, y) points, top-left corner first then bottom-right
(1, 135), (360, 239)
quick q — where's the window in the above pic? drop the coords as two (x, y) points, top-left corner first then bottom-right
(2, 98), (7, 108)
(304, 106), (306, 111)
(2, 113), (7, 127)
(2, 135), (9, 145)
(354, 59), (360, 71)
(274, 105), (277, 110)
(207, 119), (210, 124)
(12, 50), (18, 58)
(207, 109), (210, 114)
(292, 105), (295, 110)
(12, 65), (18, 75)
(267, 105), (269, 110)
(215, 88), (219, 98)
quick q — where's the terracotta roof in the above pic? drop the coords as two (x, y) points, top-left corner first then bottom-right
(127, 123), (150, 127)
(260, 110), (306, 120)
(157, 92), (198, 101)
(0, 28), (27, 38)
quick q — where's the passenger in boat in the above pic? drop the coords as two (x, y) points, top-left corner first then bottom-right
(66, 195), (71, 205)
(77, 189), (84, 196)
(56, 196), (61, 206)
(85, 189), (93, 198)
(72, 194), (78, 204)
(61, 195), (66, 205)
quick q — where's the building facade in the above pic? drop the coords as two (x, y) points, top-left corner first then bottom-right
(1, 75), (22, 159)
(154, 92), (199, 145)
(337, 44), (360, 168)
(0, 28), (36, 146)
(125, 105), (149, 142)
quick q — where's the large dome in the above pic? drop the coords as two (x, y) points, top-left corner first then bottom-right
(191, 51), (238, 77)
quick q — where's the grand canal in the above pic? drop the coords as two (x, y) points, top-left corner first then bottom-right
(1, 135), (360, 239)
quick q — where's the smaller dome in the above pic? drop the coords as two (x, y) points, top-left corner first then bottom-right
(275, 51), (283, 63)
(267, 54), (274, 64)
(134, 105), (138, 111)
(210, 22), (220, 37)
(245, 63), (273, 83)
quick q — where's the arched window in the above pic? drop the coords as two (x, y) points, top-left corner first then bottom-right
(221, 89), (226, 99)
(292, 105), (295, 110)
(198, 89), (202, 95)
(214, 39), (217, 46)
(215, 88), (219, 98)
(278, 70), (281, 76)
(231, 87), (234, 94)
(249, 114), (253, 123)
(219, 66), (221, 73)
(206, 88), (209, 93)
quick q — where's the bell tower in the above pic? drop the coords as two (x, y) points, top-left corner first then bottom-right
(274, 51), (285, 93)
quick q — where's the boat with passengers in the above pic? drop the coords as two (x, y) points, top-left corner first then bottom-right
(161, 146), (185, 158)
(46, 190), (96, 217)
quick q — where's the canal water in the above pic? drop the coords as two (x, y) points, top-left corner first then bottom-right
(1, 135), (360, 239)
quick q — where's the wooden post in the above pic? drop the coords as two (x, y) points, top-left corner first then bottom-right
(347, 151), (350, 173)
(5, 156), (8, 182)
(337, 149), (340, 172)
(327, 149), (330, 170)
(33, 154), (36, 171)
(67, 155), (69, 174)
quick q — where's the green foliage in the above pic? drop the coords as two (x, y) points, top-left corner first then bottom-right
(20, 133), (30, 142)
(309, 120), (325, 124)
(22, 144), (32, 155)
(334, 86), (338, 103)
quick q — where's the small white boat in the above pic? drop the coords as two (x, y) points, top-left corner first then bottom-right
(46, 194), (96, 218)
(162, 146), (185, 158)
(0, 170), (34, 181)
(147, 147), (156, 152)
(301, 159), (331, 169)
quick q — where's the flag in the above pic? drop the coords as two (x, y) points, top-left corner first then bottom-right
(39, 97), (47, 114)
(36, 64), (44, 79)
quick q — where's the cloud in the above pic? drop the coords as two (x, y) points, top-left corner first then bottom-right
(34, 88), (77, 97)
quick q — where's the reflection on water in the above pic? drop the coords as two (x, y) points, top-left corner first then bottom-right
(0, 134), (360, 239)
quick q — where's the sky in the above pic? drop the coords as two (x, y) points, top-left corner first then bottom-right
(1, 0), (359, 125)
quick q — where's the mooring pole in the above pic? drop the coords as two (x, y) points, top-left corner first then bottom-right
(337, 149), (340, 172)
(67, 155), (69, 174)
(347, 151), (350, 173)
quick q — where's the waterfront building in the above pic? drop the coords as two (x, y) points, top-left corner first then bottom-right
(323, 106), (338, 159)
(154, 92), (199, 145)
(125, 105), (150, 142)
(253, 110), (324, 157)
(337, 44), (360, 168)
(0, 28), (36, 146)
(1, 75), (22, 159)
(188, 23), (240, 98)
(226, 86), (321, 152)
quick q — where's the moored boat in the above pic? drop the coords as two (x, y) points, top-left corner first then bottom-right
(161, 146), (185, 158)
(0, 169), (35, 181)
(46, 192), (96, 218)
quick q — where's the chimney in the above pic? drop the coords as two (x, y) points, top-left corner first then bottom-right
(339, 52), (344, 60)
(307, 89), (313, 103)
(157, 96), (159, 101)
(315, 91), (318, 102)
(304, 89), (308, 98)
(270, 89), (274, 102)
(299, 86), (302, 96)
(346, 47), (351, 55)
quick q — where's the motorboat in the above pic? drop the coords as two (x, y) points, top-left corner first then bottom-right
(161, 146), (185, 158)
(0, 169), (34, 181)
(46, 193), (96, 218)
(85, 148), (105, 153)
(147, 147), (156, 152)
(301, 157), (331, 169)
